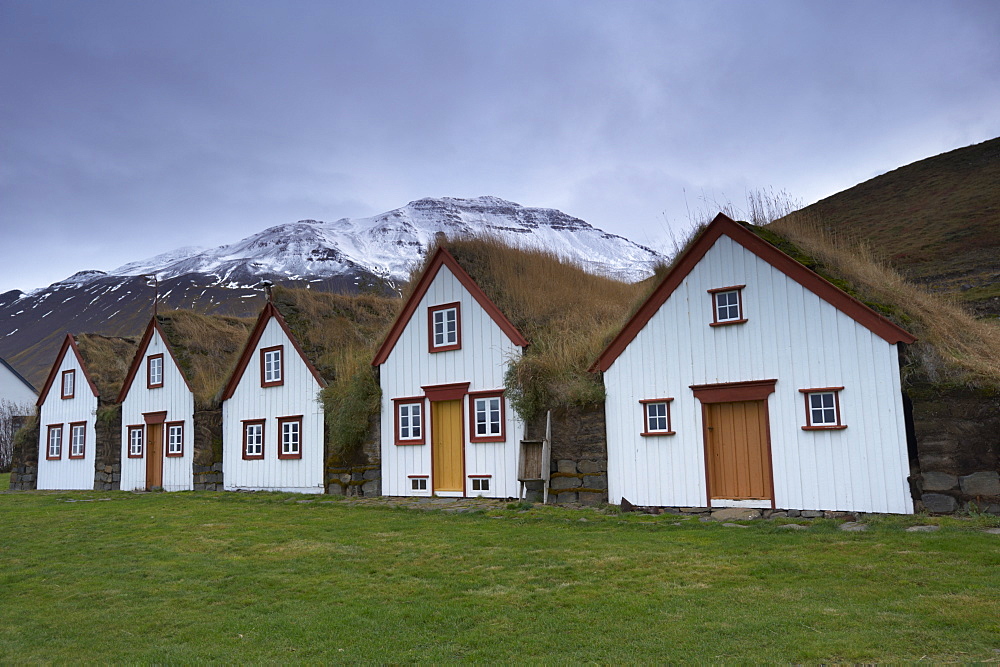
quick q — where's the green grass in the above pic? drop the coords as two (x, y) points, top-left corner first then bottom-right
(1, 492), (999, 662)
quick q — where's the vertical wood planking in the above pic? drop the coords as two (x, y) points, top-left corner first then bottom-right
(37, 350), (97, 490)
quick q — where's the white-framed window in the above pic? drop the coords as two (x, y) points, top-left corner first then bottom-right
(428, 303), (461, 351)
(69, 422), (86, 458)
(243, 420), (264, 459)
(395, 400), (424, 445)
(469, 392), (505, 442)
(801, 387), (847, 430)
(128, 426), (144, 458)
(147, 354), (164, 388)
(410, 477), (428, 491)
(278, 416), (302, 459)
(470, 477), (491, 492)
(261, 346), (283, 386)
(166, 423), (184, 456)
(61, 369), (75, 399)
(46, 424), (63, 460)
(708, 285), (746, 326)
(640, 398), (675, 436)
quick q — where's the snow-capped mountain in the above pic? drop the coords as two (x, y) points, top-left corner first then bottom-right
(0, 196), (664, 387)
(106, 196), (662, 286)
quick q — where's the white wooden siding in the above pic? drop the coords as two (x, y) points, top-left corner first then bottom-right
(120, 329), (195, 492)
(605, 235), (912, 514)
(37, 352), (97, 490)
(0, 361), (37, 413)
(222, 318), (325, 493)
(380, 265), (522, 498)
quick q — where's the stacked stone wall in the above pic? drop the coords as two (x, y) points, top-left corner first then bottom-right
(325, 415), (380, 496)
(909, 384), (1000, 514)
(193, 409), (223, 490)
(93, 405), (122, 490)
(524, 405), (608, 505)
(8, 415), (39, 490)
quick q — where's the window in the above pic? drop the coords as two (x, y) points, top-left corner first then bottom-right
(243, 420), (265, 460)
(61, 370), (75, 399)
(278, 416), (302, 459)
(147, 354), (164, 388)
(410, 476), (428, 491)
(69, 422), (86, 459)
(394, 398), (425, 445)
(166, 422), (184, 457)
(640, 398), (675, 436)
(708, 285), (746, 326)
(800, 387), (847, 430)
(128, 426), (144, 458)
(260, 346), (284, 387)
(469, 391), (505, 442)
(46, 424), (63, 460)
(428, 302), (461, 352)
(470, 476), (491, 492)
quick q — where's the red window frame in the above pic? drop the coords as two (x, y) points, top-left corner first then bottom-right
(468, 390), (505, 443)
(242, 419), (265, 460)
(68, 421), (87, 459)
(46, 424), (63, 460)
(260, 345), (284, 387)
(708, 285), (747, 327)
(427, 302), (462, 353)
(147, 353), (165, 389)
(640, 398), (676, 436)
(408, 475), (429, 491)
(165, 421), (184, 457)
(277, 415), (303, 460)
(469, 474), (492, 492)
(393, 397), (426, 446)
(800, 387), (848, 430)
(61, 369), (76, 399)
(127, 425), (145, 458)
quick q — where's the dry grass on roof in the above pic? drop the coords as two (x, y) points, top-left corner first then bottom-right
(425, 236), (650, 417)
(156, 310), (255, 408)
(768, 213), (1000, 389)
(75, 334), (139, 402)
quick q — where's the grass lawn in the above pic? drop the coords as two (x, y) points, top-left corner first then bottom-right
(1, 490), (998, 662)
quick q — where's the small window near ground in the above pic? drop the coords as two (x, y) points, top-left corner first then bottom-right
(166, 422), (184, 457)
(46, 424), (63, 460)
(243, 420), (264, 459)
(470, 477), (491, 492)
(428, 303), (461, 352)
(69, 422), (86, 459)
(708, 286), (746, 326)
(261, 346), (284, 387)
(640, 398), (675, 436)
(394, 398), (425, 445)
(410, 477), (428, 491)
(278, 416), (302, 459)
(128, 426), (144, 458)
(469, 391), (505, 442)
(61, 370), (76, 399)
(147, 354), (164, 388)
(800, 387), (847, 430)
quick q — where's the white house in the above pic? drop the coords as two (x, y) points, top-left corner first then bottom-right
(220, 301), (327, 493)
(0, 355), (37, 414)
(592, 213), (917, 514)
(116, 317), (195, 492)
(35, 335), (99, 490)
(372, 247), (529, 498)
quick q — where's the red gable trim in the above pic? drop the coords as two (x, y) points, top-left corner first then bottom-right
(371, 247), (529, 366)
(220, 302), (327, 402)
(116, 317), (194, 404)
(36, 334), (99, 407)
(591, 213), (916, 373)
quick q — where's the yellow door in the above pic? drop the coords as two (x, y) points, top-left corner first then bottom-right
(432, 400), (464, 493)
(146, 423), (164, 490)
(705, 400), (772, 501)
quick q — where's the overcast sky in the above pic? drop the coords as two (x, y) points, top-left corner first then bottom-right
(1, 0), (998, 295)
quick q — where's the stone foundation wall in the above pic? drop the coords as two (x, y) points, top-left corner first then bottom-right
(909, 384), (1000, 514)
(93, 405), (122, 490)
(8, 415), (39, 490)
(326, 464), (381, 497)
(524, 405), (609, 505)
(193, 409), (223, 490)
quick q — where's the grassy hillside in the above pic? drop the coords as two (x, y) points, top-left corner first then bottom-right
(784, 137), (1000, 311)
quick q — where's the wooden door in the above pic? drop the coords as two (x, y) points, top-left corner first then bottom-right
(146, 423), (163, 490)
(432, 400), (464, 493)
(705, 400), (772, 501)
